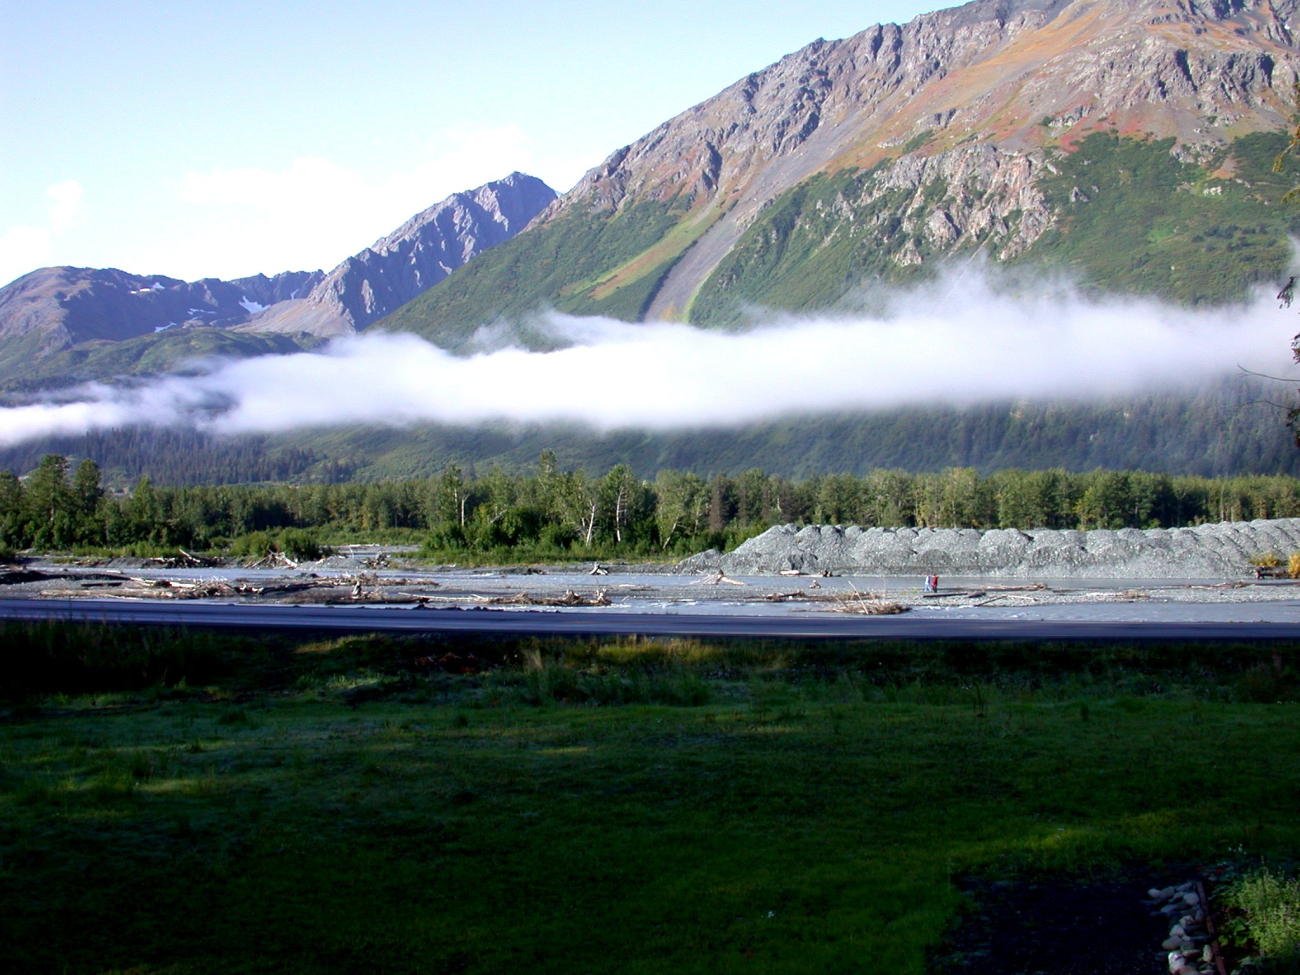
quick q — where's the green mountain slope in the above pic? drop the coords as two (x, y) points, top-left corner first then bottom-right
(1030, 131), (1300, 302)
(0, 329), (311, 393)
(690, 131), (1300, 324)
(4, 376), (1294, 485)
(372, 0), (1300, 341)
(385, 127), (1300, 338)
(380, 198), (698, 345)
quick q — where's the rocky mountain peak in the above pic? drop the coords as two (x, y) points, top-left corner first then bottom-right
(246, 172), (556, 337)
(523, 0), (1300, 319)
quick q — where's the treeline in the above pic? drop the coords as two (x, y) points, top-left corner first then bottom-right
(0, 429), (341, 488)
(7, 452), (1300, 557)
(2, 379), (1299, 491)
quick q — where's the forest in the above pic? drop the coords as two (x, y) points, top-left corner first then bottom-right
(6, 451), (1300, 560)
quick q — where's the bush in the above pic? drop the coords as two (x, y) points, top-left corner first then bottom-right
(422, 525), (466, 554)
(277, 529), (325, 561)
(1224, 869), (1300, 963)
(539, 523), (578, 550)
(228, 529), (325, 561)
(229, 531), (276, 559)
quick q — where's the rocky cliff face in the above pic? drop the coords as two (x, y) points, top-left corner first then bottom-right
(245, 172), (556, 338)
(636, 0), (1300, 317)
(392, 0), (1300, 334)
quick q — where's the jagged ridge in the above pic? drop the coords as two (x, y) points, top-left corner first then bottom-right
(244, 173), (556, 338)
(0, 173), (556, 384)
(383, 0), (1300, 338)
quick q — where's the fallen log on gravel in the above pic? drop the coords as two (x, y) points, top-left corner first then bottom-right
(826, 598), (909, 616)
(245, 551), (298, 570)
(694, 570), (747, 587)
(143, 549), (219, 569)
(484, 589), (612, 607)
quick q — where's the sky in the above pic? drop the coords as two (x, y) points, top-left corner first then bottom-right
(0, 0), (942, 287)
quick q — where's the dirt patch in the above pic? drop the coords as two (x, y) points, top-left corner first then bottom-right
(932, 875), (1174, 974)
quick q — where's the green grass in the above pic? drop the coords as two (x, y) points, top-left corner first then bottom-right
(2, 628), (1300, 972)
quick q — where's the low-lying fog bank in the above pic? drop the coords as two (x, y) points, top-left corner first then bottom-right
(678, 519), (1300, 579)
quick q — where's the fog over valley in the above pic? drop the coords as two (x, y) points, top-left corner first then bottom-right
(0, 272), (1293, 448)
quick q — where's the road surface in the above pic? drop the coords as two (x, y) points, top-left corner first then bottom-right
(3, 598), (1300, 641)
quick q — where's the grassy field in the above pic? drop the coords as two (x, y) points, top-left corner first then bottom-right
(2, 628), (1299, 974)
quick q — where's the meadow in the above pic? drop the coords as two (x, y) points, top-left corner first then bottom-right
(2, 627), (1298, 973)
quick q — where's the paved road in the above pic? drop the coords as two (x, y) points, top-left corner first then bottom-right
(3, 597), (1300, 641)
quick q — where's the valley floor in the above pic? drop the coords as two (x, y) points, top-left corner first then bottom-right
(7, 550), (1300, 623)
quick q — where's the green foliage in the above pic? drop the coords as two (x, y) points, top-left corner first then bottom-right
(379, 197), (692, 342)
(227, 528), (324, 561)
(0, 427), (328, 488)
(1028, 131), (1300, 303)
(691, 165), (919, 326)
(691, 131), (1300, 325)
(276, 528), (325, 561)
(9, 452), (1300, 560)
(1223, 868), (1300, 964)
(228, 529), (276, 558)
(0, 329), (310, 390)
(4, 375), (1299, 486)
(900, 129), (937, 154)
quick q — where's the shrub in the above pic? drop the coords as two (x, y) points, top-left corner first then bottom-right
(228, 529), (325, 561)
(1224, 868), (1300, 962)
(539, 522), (577, 550)
(421, 526), (466, 555)
(276, 528), (324, 561)
(229, 531), (276, 558)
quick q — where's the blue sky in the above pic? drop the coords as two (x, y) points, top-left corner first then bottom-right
(0, 0), (941, 286)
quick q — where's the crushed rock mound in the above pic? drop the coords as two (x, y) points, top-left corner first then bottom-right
(677, 519), (1300, 579)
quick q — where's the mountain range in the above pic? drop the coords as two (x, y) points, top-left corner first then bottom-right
(242, 172), (556, 339)
(384, 0), (1300, 341)
(4, 0), (1300, 482)
(0, 173), (556, 387)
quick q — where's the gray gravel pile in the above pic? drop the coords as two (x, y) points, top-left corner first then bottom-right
(678, 519), (1300, 579)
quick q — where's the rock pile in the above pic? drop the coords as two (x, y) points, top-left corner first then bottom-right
(1148, 884), (1216, 974)
(678, 519), (1300, 579)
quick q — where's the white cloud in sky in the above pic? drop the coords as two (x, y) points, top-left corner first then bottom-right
(0, 180), (83, 287)
(119, 126), (567, 281)
(45, 180), (83, 233)
(0, 272), (1291, 448)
